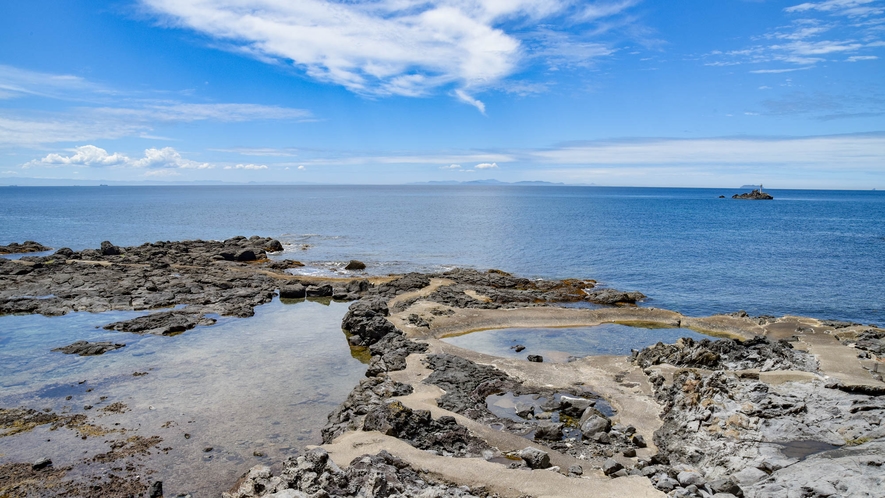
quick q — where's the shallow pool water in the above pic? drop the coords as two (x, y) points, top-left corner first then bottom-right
(442, 323), (711, 362)
(0, 298), (366, 497)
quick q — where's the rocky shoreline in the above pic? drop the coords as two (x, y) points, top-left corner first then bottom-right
(2, 237), (884, 497)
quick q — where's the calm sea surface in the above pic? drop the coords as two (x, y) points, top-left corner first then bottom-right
(1, 185), (883, 496)
(2, 185), (883, 324)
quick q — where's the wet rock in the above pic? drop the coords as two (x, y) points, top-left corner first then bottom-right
(305, 284), (332, 297)
(279, 283), (305, 299)
(342, 298), (399, 346)
(527, 354), (543, 362)
(52, 340), (125, 356)
(103, 311), (216, 336)
(344, 260), (366, 270)
(584, 288), (646, 305)
(322, 376), (415, 444)
(517, 447), (551, 469)
(511, 344), (526, 352)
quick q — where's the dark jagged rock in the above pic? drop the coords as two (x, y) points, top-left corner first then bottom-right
(342, 298), (399, 346)
(362, 400), (490, 457)
(100, 241), (122, 256)
(732, 189), (773, 200)
(103, 311), (216, 336)
(52, 340), (125, 356)
(423, 354), (511, 416)
(0, 236), (299, 318)
(321, 375), (415, 443)
(0, 241), (51, 255)
(371, 273), (431, 298)
(223, 448), (487, 498)
(527, 354), (543, 363)
(633, 336), (818, 372)
(368, 333), (429, 372)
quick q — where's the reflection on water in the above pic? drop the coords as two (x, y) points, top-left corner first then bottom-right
(0, 298), (366, 497)
(443, 323), (711, 361)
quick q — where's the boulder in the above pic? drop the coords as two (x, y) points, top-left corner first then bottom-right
(234, 249), (257, 262)
(602, 459), (624, 476)
(581, 415), (612, 438)
(305, 284), (333, 297)
(534, 422), (564, 441)
(100, 241), (122, 256)
(517, 447), (551, 469)
(345, 260), (366, 270)
(279, 283), (306, 299)
(527, 354), (544, 362)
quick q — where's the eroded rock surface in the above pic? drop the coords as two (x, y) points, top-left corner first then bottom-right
(223, 448), (490, 498)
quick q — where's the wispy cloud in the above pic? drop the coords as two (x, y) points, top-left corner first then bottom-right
(0, 66), (314, 147)
(702, 1), (884, 71)
(475, 162), (499, 169)
(140, 0), (645, 111)
(224, 163), (268, 170)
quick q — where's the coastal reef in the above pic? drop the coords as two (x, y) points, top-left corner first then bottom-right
(2, 237), (884, 497)
(732, 189), (773, 200)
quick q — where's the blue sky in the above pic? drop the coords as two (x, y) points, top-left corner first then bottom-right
(1, 0), (883, 187)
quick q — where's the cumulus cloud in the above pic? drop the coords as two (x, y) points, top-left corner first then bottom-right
(140, 0), (642, 110)
(24, 145), (212, 170)
(297, 165), (306, 170)
(475, 162), (499, 169)
(36, 145), (129, 167)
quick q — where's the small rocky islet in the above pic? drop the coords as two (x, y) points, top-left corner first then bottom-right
(1, 237), (884, 498)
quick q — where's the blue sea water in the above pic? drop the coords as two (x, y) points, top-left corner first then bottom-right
(1, 185), (883, 324)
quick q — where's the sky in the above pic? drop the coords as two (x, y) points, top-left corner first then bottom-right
(0, 0), (883, 188)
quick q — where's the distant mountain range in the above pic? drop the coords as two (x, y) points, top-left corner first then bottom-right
(409, 179), (570, 186)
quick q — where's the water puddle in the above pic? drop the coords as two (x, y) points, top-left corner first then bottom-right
(443, 323), (711, 361)
(0, 298), (366, 497)
(775, 440), (842, 460)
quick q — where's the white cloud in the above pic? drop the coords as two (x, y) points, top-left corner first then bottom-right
(297, 165), (306, 170)
(0, 65), (111, 101)
(223, 163), (268, 170)
(454, 89), (487, 114)
(140, 0), (642, 109)
(475, 162), (499, 169)
(24, 146), (212, 170)
(750, 66), (813, 73)
(440, 164), (462, 169)
(35, 145), (129, 167)
(529, 134), (885, 167)
(785, 0), (884, 17)
(847, 54), (879, 60)
(93, 103), (312, 123)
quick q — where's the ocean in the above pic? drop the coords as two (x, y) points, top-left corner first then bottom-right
(2, 185), (882, 325)
(2, 184), (884, 496)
